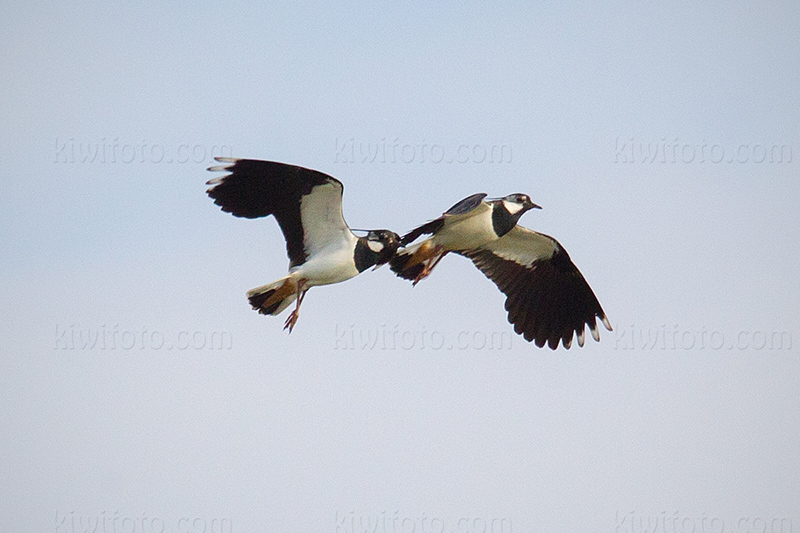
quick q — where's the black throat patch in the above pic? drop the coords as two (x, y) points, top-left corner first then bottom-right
(491, 203), (519, 238)
(354, 238), (380, 272)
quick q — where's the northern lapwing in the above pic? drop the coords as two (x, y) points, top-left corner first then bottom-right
(390, 193), (539, 284)
(206, 158), (400, 332)
(390, 193), (611, 349)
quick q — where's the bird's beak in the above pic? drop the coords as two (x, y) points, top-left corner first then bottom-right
(529, 201), (542, 210)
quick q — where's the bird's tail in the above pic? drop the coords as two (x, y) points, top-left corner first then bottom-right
(247, 276), (297, 315)
(389, 239), (445, 283)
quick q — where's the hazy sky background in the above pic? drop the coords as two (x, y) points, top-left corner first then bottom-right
(2, 1), (798, 532)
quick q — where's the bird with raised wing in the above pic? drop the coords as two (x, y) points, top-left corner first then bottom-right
(390, 193), (539, 283)
(207, 158), (400, 332)
(390, 193), (611, 349)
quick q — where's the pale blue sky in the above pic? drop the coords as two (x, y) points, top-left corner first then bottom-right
(2, 1), (799, 532)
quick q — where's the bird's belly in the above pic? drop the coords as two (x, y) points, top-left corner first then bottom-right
(291, 245), (359, 287)
(436, 211), (498, 250)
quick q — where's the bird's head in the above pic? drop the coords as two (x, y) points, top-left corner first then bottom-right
(497, 193), (541, 215)
(365, 229), (402, 266)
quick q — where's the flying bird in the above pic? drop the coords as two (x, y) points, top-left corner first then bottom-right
(390, 193), (539, 284)
(206, 158), (400, 332)
(390, 193), (611, 349)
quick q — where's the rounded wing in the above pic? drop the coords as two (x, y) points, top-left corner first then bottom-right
(459, 226), (611, 349)
(206, 158), (350, 267)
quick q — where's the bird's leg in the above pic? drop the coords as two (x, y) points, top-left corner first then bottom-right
(283, 279), (307, 332)
(427, 250), (449, 271)
(413, 247), (447, 286)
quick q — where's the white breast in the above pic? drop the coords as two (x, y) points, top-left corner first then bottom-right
(290, 232), (360, 287)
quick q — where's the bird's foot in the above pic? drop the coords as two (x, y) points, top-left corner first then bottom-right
(412, 267), (430, 286)
(412, 249), (444, 286)
(283, 310), (299, 332)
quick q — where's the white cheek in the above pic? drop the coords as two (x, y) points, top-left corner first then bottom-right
(503, 200), (524, 215)
(367, 241), (385, 253)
